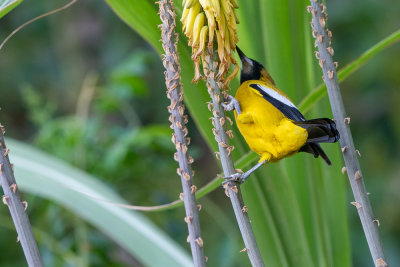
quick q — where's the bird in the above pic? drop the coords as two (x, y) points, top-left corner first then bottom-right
(222, 47), (340, 183)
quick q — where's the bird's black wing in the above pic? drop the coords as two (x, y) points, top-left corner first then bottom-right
(249, 84), (305, 121)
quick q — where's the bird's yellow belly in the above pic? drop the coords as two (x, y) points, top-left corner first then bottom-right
(235, 103), (308, 163)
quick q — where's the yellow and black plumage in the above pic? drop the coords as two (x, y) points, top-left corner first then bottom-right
(224, 47), (339, 182)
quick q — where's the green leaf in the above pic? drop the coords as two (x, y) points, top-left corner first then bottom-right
(105, 0), (162, 53)
(298, 28), (400, 114)
(7, 139), (192, 267)
(0, 0), (22, 19)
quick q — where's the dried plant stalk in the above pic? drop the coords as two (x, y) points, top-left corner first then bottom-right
(0, 124), (43, 266)
(203, 54), (264, 267)
(308, 2), (387, 266)
(158, 1), (206, 266)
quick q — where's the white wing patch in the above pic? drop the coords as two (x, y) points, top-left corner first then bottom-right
(257, 84), (297, 108)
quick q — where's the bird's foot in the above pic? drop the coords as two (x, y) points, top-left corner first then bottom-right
(222, 95), (241, 115)
(222, 160), (268, 186)
(222, 172), (247, 185)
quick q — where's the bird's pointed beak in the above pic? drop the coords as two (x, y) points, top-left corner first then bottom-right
(236, 46), (252, 70)
(236, 46), (246, 61)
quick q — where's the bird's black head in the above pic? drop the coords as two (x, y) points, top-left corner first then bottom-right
(236, 46), (275, 85)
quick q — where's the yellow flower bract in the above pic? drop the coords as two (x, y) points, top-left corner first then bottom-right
(181, 0), (239, 86)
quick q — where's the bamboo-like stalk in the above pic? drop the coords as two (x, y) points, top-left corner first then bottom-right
(158, 1), (206, 266)
(0, 124), (43, 267)
(308, 2), (388, 266)
(203, 53), (264, 267)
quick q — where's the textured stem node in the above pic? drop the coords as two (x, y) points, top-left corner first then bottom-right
(327, 46), (334, 56)
(351, 201), (362, 209)
(376, 258), (388, 267)
(21, 201), (28, 211)
(184, 216), (193, 224)
(195, 237), (204, 247)
(10, 183), (17, 193)
(190, 185), (198, 194)
(328, 70), (334, 79)
(2, 195), (9, 205)
(373, 219), (380, 227)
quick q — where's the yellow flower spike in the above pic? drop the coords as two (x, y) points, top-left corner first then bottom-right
(184, 0), (197, 9)
(229, 30), (236, 49)
(216, 30), (225, 62)
(228, 15), (237, 48)
(193, 59), (202, 83)
(209, 0), (221, 18)
(185, 2), (201, 38)
(217, 62), (227, 80)
(198, 0), (211, 11)
(180, 8), (190, 32)
(224, 26), (231, 57)
(229, 0), (239, 9)
(225, 55), (239, 86)
(193, 25), (208, 60)
(220, 0), (232, 17)
(233, 8), (240, 24)
(217, 10), (226, 39)
(204, 9), (215, 46)
(192, 12), (205, 48)
(181, 0), (239, 88)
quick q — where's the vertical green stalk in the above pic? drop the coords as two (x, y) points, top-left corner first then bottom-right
(308, 2), (387, 266)
(204, 53), (264, 267)
(158, 1), (206, 266)
(0, 124), (43, 266)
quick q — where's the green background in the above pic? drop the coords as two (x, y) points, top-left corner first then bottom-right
(0, 0), (399, 266)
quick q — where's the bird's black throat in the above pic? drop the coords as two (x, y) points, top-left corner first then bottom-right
(240, 62), (263, 84)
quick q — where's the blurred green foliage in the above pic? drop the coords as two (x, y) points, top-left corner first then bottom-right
(0, 0), (399, 266)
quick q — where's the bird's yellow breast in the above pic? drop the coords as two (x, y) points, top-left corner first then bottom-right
(234, 80), (308, 163)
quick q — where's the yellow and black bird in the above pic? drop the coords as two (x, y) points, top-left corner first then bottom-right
(223, 47), (340, 183)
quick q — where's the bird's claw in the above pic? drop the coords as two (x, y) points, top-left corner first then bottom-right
(221, 96), (235, 111)
(222, 173), (244, 185)
(222, 95), (241, 114)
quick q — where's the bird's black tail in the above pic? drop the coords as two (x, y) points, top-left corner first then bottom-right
(294, 118), (340, 166)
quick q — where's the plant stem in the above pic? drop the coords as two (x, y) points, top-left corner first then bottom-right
(158, 1), (206, 266)
(0, 124), (43, 267)
(308, 2), (388, 266)
(203, 54), (264, 267)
